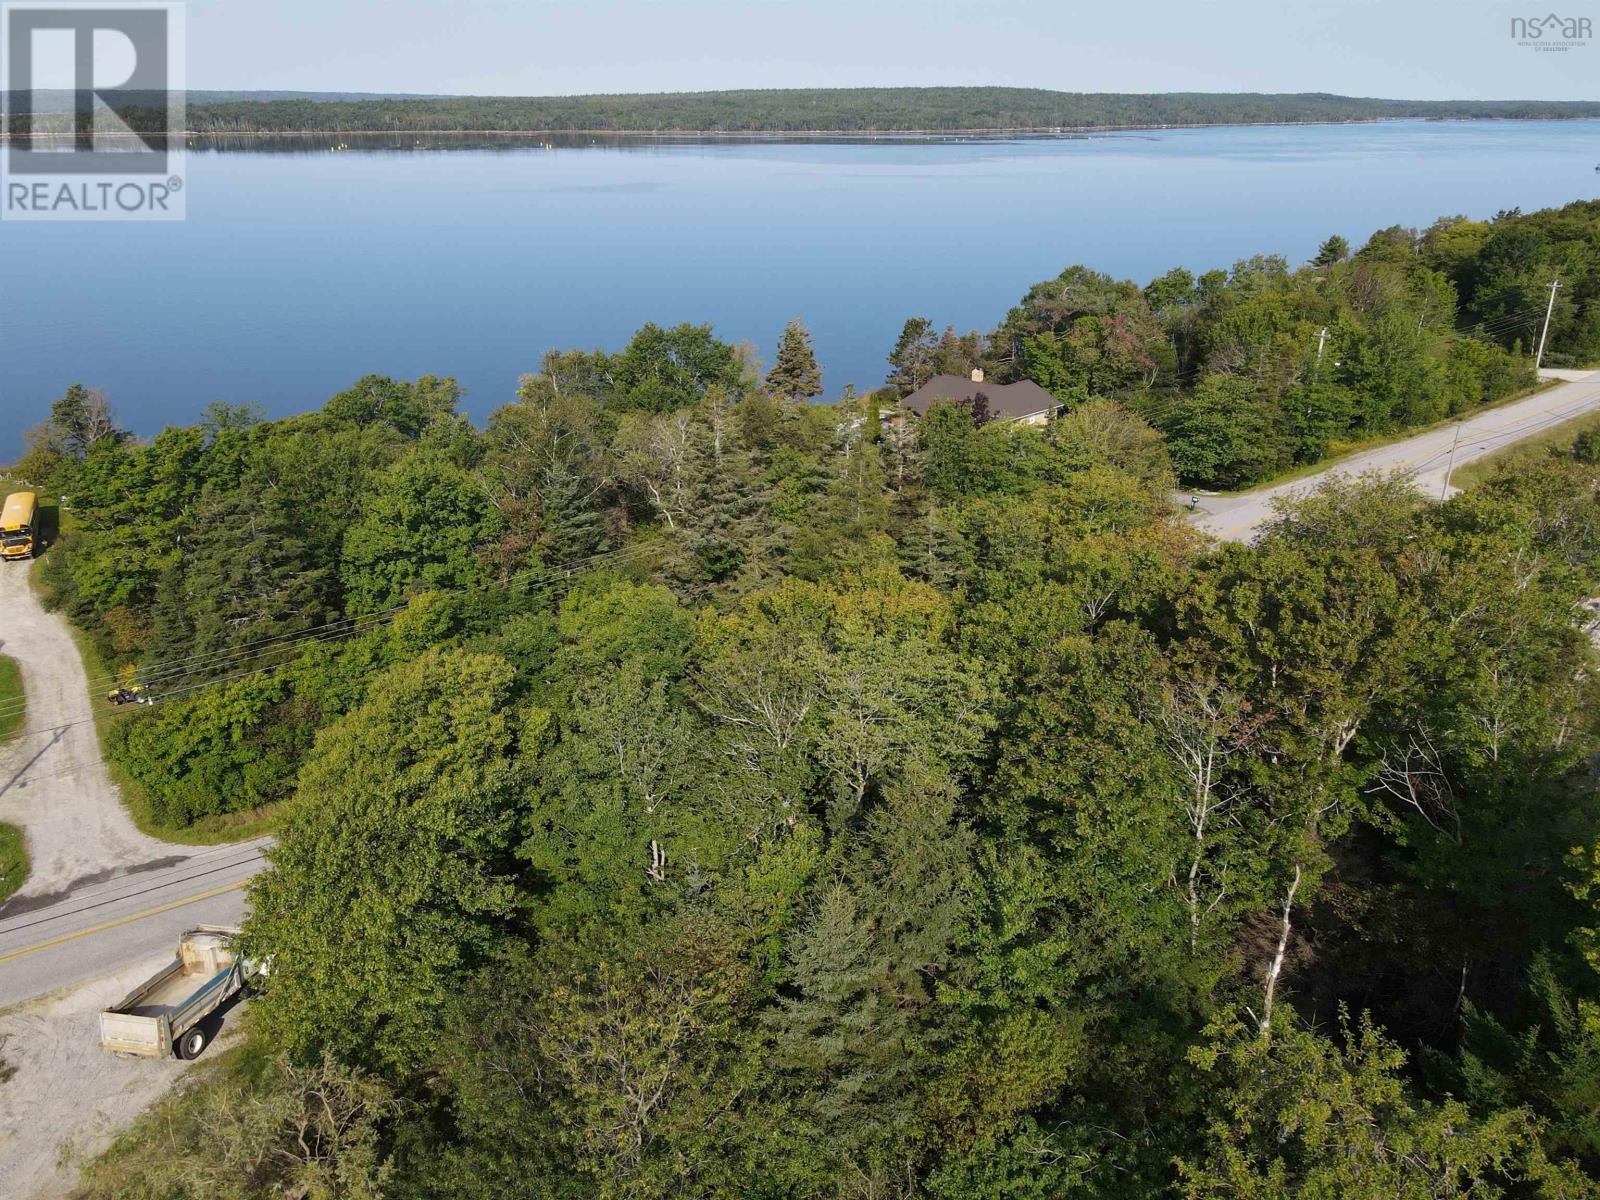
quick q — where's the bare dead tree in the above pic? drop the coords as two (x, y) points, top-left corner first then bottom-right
(80, 387), (119, 448)
(580, 667), (689, 817)
(614, 411), (698, 530)
(1158, 680), (1252, 950)
(1368, 730), (1462, 844)
(694, 647), (819, 765)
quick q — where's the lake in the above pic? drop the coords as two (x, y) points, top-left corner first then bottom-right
(2, 119), (1598, 454)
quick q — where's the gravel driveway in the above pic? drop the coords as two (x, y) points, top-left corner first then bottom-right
(0, 559), (188, 910)
(0, 955), (243, 1199)
(0, 558), (245, 1197)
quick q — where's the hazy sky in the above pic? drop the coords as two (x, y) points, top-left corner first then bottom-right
(183, 0), (1597, 98)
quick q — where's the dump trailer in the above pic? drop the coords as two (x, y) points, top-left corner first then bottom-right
(0, 491), (38, 560)
(99, 927), (255, 1060)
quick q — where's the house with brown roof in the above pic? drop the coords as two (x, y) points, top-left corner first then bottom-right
(900, 369), (1062, 426)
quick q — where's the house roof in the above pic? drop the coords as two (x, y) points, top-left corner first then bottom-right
(900, 375), (1060, 422)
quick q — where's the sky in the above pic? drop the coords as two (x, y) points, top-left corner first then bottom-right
(181, 0), (1599, 99)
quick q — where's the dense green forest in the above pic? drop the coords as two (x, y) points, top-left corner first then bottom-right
(9, 87), (1600, 135)
(6, 88), (449, 114)
(891, 200), (1600, 487)
(11, 200), (1600, 1198)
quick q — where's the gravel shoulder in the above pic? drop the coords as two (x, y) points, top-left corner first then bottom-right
(0, 558), (252, 1197)
(0, 956), (244, 1199)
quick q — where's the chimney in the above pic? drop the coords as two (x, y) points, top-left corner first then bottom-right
(970, 367), (985, 383)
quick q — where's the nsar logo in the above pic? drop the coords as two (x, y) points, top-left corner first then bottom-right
(1510, 12), (1592, 51)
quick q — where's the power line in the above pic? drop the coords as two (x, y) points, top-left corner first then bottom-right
(127, 537), (668, 695)
(128, 608), (407, 691)
(0, 538), (673, 726)
(128, 539), (661, 687)
(1473, 295), (1594, 340)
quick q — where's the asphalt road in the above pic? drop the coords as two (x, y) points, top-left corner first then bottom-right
(0, 839), (268, 1009)
(1191, 370), (1600, 542)
(0, 557), (270, 1011)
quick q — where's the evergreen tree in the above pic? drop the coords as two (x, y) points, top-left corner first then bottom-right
(765, 317), (823, 402)
(917, 399), (1004, 498)
(49, 382), (120, 456)
(145, 484), (333, 669)
(886, 316), (937, 395)
(769, 883), (917, 1156)
(1180, 1011), (1587, 1198)
(886, 318), (986, 395)
(1314, 233), (1351, 264)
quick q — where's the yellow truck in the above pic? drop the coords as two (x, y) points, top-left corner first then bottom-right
(1, 491), (39, 560)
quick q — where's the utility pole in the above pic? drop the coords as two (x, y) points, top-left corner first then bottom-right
(1535, 278), (1561, 370)
(1441, 421), (1463, 500)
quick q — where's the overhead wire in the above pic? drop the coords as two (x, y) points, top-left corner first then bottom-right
(127, 538), (665, 689)
(96, 541), (668, 695)
(0, 536), (673, 726)
(0, 538), (669, 729)
(1147, 296), (1595, 391)
(0, 544), (649, 744)
(6, 291), (1594, 720)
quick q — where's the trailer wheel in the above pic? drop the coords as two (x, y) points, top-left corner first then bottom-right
(177, 1026), (208, 1060)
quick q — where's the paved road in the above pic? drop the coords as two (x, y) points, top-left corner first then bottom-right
(0, 554), (269, 1198)
(1191, 370), (1600, 542)
(0, 558), (270, 1009)
(0, 839), (267, 1009)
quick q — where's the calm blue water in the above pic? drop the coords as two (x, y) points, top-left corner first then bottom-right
(2, 120), (1598, 455)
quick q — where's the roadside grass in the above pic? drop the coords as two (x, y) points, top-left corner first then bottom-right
(0, 821), (28, 905)
(0, 654), (22, 742)
(1450, 409), (1600, 491)
(1199, 376), (1562, 498)
(135, 800), (283, 846)
(0, 663), (24, 904)
(74, 1036), (285, 1199)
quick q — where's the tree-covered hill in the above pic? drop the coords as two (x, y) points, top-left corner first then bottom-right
(20, 198), (1600, 1200)
(9, 87), (1600, 135)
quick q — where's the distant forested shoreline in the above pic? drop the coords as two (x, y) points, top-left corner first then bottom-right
(7, 87), (1600, 135)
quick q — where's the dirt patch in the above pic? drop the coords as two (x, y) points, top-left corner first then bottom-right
(0, 956), (244, 1199)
